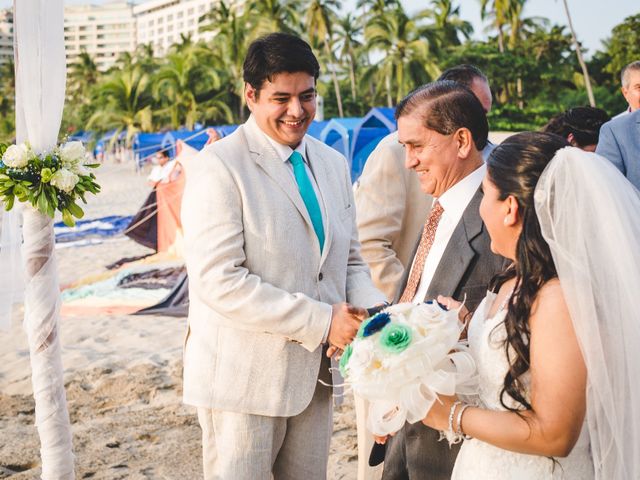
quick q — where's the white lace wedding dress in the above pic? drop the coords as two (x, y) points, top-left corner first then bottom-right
(451, 292), (594, 480)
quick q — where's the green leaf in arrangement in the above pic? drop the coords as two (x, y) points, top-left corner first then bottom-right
(37, 191), (48, 213)
(67, 201), (85, 219)
(5, 195), (14, 211)
(62, 209), (75, 227)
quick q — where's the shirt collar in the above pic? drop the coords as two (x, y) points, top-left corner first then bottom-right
(252, 116), (307, 163)
(436, 163), (486, 219)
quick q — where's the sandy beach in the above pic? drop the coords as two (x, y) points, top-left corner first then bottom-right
(0, 162), (361, 479)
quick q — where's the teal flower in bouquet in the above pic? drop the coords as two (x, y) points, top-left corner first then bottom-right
(380, 323), (412, 353)
(339, 343), (354, 376)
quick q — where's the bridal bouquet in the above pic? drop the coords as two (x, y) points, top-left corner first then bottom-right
(0, 141), (100, 226)
(339, 301), (477, 436)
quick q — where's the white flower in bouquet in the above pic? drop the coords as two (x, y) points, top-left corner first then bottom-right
(59, 141), (85, 162)
(59, 141), (90, 176)
(50, 168), (80, 193)
(339, 301), (478, 436)
(2, 143), (29, 168)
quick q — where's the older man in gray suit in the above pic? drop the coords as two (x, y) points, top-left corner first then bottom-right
(596, 109), (640, 191)
(375, 81), (507, 480)
(181, 33), (384, 480)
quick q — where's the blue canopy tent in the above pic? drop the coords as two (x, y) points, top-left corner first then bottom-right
(161, 129), (209, 158)
(319, 118), (361, 170)
(306, 120), (329, 140)
(349, 107), (397, 181)
(132, 132), (165, 167)
(67, 130), (94, 144)
(212, 124), (239, 138)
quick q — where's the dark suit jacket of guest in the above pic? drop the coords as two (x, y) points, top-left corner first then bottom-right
(382, 187), (509, 480)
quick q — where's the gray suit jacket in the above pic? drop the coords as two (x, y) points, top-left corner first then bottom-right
(181, 116), (384, 417)
(596, 109), (640, 191)
(393, 187), (507, 310)
(382, 187), (508, 480)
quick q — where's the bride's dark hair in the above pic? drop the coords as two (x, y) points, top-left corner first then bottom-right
(486, 132), (569, 411)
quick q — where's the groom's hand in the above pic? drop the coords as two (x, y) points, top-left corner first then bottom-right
(328, 302), (367, 350)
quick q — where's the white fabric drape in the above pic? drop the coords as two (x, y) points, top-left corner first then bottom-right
(535, 147), (640, 480)
(12, 0), (75, 478)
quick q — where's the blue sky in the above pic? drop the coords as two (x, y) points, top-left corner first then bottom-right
(2, 0), (637, 56)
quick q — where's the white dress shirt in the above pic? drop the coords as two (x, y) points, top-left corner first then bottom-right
(411, 164), (486, 303)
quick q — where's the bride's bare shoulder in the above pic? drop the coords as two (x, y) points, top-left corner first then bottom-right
(530, 278), (570, 325)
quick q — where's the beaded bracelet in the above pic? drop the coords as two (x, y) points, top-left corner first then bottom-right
(448, 401), (462, 437)
(455, 403), (473, 440)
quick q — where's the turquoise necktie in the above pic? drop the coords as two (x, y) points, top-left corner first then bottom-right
(289, 151), (325, 252)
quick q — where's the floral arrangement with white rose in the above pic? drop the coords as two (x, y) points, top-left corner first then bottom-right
(0, 141), (100, 226)
(338, 301), (478, 437)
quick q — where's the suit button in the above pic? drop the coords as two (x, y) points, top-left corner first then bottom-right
(318, 272), (324, 281)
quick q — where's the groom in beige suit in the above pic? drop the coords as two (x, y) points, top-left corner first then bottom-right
(181, 33), (385, 479)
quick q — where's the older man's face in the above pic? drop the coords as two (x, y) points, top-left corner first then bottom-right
(398, 113), (466, 197)
(622, 69), (640, 111)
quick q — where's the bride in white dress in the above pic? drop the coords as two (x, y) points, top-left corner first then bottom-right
(421, 132), (640, 479)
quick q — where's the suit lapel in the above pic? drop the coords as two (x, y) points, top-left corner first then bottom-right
(426, 188), (484, 300)
(244, 118), (315, 231)
(306, 140), (333, 266)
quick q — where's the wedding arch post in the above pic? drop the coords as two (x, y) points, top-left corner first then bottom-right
(13, 0), (75, 478)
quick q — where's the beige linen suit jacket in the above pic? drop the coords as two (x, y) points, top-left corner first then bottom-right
(181, 116), (384, 417)
(354, 132), (433, 300)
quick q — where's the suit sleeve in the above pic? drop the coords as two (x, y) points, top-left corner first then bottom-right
(181, 156), (331, 353)
(342, 158), (388, 309)
(353, 143), (407, 301)
(596, 122), (626, 175)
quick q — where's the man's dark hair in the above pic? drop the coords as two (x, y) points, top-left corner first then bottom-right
(542, 106), (610, 147)
(395, 80), (489, 150)
(437, 64), (488, 89)
(243, 33), (320, 95)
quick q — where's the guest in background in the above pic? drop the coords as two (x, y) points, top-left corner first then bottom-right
(542, 106), (610, 152)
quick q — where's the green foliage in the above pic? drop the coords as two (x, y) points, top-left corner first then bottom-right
(0, 0), (635, 139)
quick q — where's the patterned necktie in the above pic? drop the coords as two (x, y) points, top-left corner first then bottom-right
(399, 201), (445, 303)
(289, 151), (325, 252)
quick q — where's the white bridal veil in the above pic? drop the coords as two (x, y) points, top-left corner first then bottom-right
(534, 147), (640, 480)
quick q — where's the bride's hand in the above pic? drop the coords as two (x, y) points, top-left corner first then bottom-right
(422, 394), (458, 432)
(436, 295), (470, 323)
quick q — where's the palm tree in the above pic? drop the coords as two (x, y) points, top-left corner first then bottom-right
(422, 0), (473, 48)
(560, 0), (595, 106)
(200, 0), (249, 121)
(364, 6), (439, 105)
(88, 66), (154, 146)
(334, 13), (363, 101)
(479, 0), (511, 53)
(67, 51), (99, 104)
(305, 0), (344, 117)
(244, 0), (301, 38)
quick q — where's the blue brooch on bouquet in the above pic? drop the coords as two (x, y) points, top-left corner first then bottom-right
(339, 301), (478, 437)
(0, 141), (100, 226)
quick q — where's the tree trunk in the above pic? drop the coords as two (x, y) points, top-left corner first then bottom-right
(349, 57), (357, 101)
(385, 71), (393, 108)
(562, 0), (595, 106)
(325, 40), (344, 117)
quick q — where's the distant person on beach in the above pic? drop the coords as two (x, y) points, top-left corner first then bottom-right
(180, 32), (384, 480)
(542, 106), (610, 152)
(147, 150), (176, 185)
